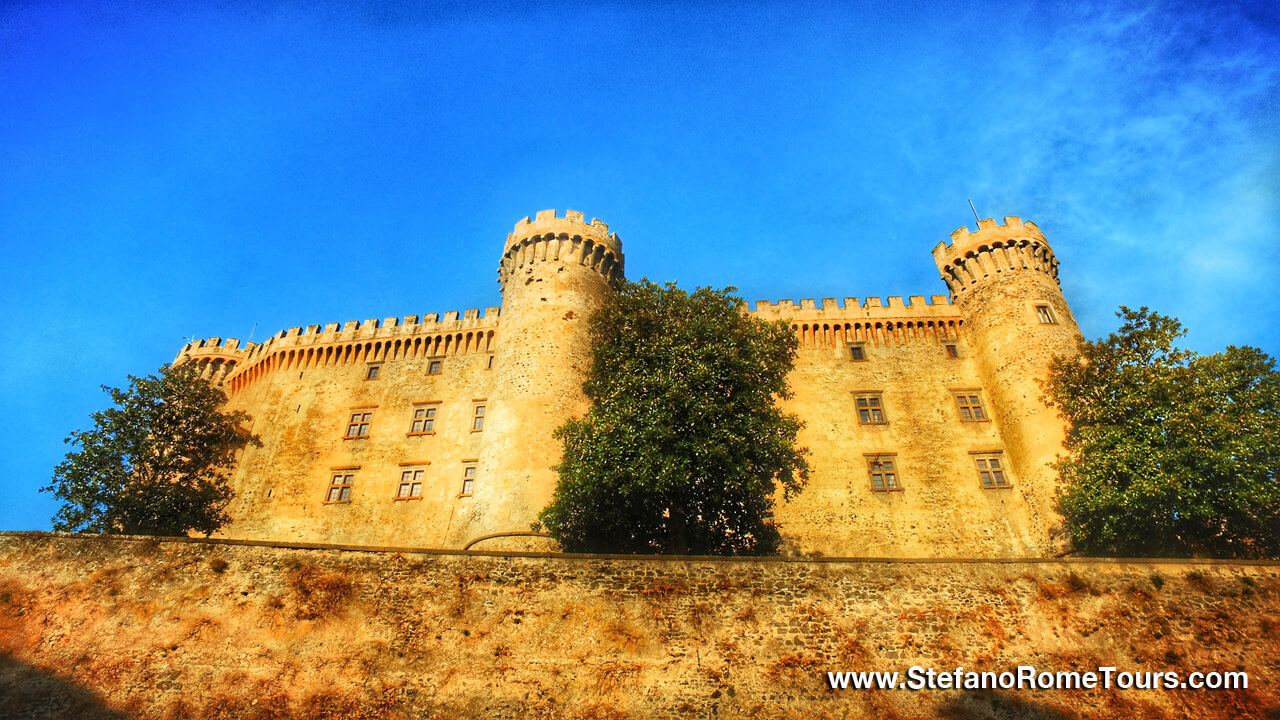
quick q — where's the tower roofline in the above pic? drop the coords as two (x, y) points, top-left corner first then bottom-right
(932, 216), (1049, 267)
(499, 209), (624, 290)
(507, 209), (621, 257)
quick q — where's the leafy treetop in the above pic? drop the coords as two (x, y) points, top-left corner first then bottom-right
(44, 362), (261, 536)
(1046, 306), (1280, 558)
(538, 280), (810, 555)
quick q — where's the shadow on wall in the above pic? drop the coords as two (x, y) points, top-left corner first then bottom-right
(0, 655), (132, 720)
(937, 690), (1077, 720)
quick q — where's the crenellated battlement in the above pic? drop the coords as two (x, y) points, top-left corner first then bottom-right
(508, 209), (620, 254)
(499, 209), (624, 289)
(745, 295), (955, 318)
(176, 336), (254, 360)
(175, 307), (502, 394)
(173, 337), (256, 386)
(158, 209), (1081, 559)
(931, 217), (1059, 296)
(744, 296), (963, 349)
(945, 216), (1046, 249)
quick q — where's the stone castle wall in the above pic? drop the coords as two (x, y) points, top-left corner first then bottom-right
(479, 210), (623, 543)
(764, 300), (1038, 557)
(211, 325), (500, 549)
(933, 217), (1083, 551)
(2, 533), (1277, 719)
(174, 212), (1078, 558)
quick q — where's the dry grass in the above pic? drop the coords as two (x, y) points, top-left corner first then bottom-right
(593, 661), (644, 693)
(687, 602), (713, 632)
(287, 563), (354, 620)
(716, 638), (744, 665)
(1126, 583), (1152, 601)
(1038, 571), (1098, 600)
(1185, 570), (1217, 595)
(832, 629), (870, 666)
(765, 654), (823, 684)
(639, 583), (684, 601)
(604, 616), (644, 653)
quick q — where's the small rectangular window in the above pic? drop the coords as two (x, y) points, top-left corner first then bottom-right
(396, 469), (424, 500)
(954, 392), (987, 421)
(326, 473), (354, 503)
(428, 359), (443, 375)
(461, 464), (476, 496)
(366, 365), (381, 380)
(410, 404), (438, 434)
(945, 344), (959, 359)
(1036, 305), (1056, 324)
(472, 404), (485, 432)
(849, 344), (866, 361)
(854, 393), (886, 424)
(867, 455), (900, 492)
(974, 453), (1011, 488)
(345, 412), (372, 438)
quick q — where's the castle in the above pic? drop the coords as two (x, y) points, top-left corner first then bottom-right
(174, 210), (1080, 557)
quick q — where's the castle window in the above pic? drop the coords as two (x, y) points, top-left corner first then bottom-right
(428, 359), (443, 375)
(1035, 305), (1056, 324)
(471, 403), (486, 431)
(366, 364), (381, 380)
(396, 469), (424, 500)
(461, 464), (477, 496)
(866, 455), (900, 492)
(326, 473), (354, 503)
(854, 393), (886, 424)
(849, 344), (866, 361)
(345, 411), (373, 438)
(954, 392), (987, 421)
(945, 344), (959, 359)
(973, 453), (1011, 488)
(409, 403), (438, 434)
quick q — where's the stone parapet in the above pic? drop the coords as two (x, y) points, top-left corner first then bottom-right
(498, 209), (623, 289)
(175, 309), (501, 394)
(932, 216), (1059, 296)
(2, 533), (1276, 719)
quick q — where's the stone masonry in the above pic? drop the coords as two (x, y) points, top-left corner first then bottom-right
(173, 211), (1080, 557)
(1, 533), (1277, 719)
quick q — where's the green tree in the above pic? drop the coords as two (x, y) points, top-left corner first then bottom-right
(1046, 307), (1280, 558)
(537, 280), (810, 555)
(43, 362), (261, 536)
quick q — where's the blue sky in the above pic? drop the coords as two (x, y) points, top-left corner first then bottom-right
(2, 0), (1277, 530)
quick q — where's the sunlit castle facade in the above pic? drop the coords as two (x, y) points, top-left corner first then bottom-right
(175, 210), (1080, 557)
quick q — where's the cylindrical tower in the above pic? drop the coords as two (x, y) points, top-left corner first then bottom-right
(932, 216), (1081, 554)
(458, 209), (624, 545)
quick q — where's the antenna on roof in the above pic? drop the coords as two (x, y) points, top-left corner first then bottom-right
(968, 199), (981, 224)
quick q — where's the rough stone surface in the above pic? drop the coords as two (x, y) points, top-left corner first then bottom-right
(3, 533), (1277, 719)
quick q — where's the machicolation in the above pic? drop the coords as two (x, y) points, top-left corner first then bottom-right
(175, 210), (1082, 557)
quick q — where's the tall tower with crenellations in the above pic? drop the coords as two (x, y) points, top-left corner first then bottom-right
(932, 217), (1081, 553)
(169, 208), (1085, 557)
(460, 210), (624, 544)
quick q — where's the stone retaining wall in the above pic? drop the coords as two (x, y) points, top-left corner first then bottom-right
(1, 533), (1276, 719)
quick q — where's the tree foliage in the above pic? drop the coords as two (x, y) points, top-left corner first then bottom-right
(537, 280), (810, 555)
(1046, 306), (1280, 558)
(43, 362), (261, 536)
